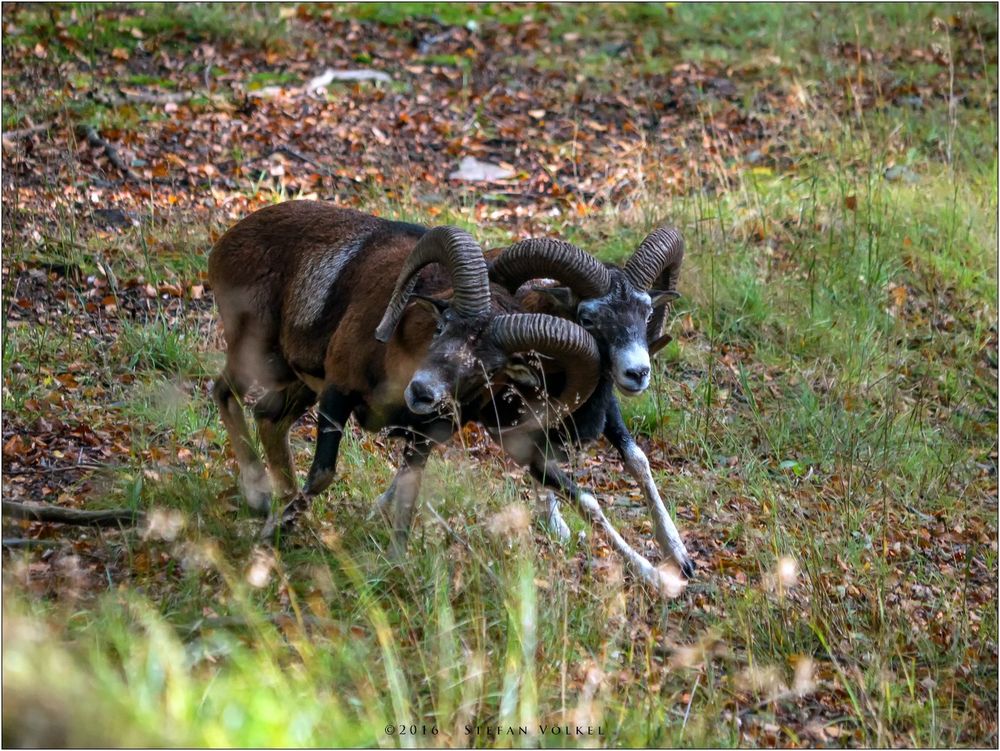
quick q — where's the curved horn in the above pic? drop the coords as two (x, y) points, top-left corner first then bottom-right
(375, 226), (489, 343)
(488, 313), (600, 423)
(489, 238), (611, 298)
(623, 226), (684, 292)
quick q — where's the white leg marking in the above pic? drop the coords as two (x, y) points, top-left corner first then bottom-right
(621, 442), (692, 573)
(239, 463), (272, 513)
(574, 491), (666, 594)
(535, 489), (571, 542)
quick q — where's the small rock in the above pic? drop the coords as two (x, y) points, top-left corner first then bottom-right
(92, 208), (134, 229)
(601, 41), (630, 57)
(884, 165), (918, 184)
(449, 156), (515, 182)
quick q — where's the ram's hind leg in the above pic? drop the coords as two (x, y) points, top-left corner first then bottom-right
(213, 366), (271, 515)
(528, 453), (671, 595)
(254, 381), (317, 499)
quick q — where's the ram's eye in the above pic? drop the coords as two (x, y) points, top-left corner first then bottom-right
(645, 310), (654, 323)
(579, 313), (595, 328)
(433, 320), (445, 337)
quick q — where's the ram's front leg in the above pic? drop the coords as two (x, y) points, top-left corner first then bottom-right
(528, 454), (672, 595)
(373, 474), (400, 520)
(260, 386), (355, 542)
(604, 400), (694, 577)
(619, 440), (695, 577)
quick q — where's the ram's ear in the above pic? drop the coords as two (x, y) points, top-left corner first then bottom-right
(409, 294), (449, 320)
(650, 289), (680, 307)
(501, 361), (543, 390)
(648, 332), (673, 357)
(529, 285), (578, 316)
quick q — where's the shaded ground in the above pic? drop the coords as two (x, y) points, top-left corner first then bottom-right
(2, 3), (997, 748)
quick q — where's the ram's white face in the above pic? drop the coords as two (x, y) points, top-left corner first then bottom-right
(576, 279), (655, 396)
(610, 339), (652, 395)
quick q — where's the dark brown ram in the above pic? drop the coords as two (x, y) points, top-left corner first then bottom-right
(208, 201), (599, 550)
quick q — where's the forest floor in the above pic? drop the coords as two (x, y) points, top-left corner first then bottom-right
(2, 3), (997, 747)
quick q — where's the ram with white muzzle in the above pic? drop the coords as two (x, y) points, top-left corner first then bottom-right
(485, 227), (695, 578)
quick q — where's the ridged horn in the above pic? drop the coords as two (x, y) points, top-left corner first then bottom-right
(489, 238), (611, 298)
(488, 313), (600, 421)
(623, 226), (684, 292)
(375, 226), (489, 343)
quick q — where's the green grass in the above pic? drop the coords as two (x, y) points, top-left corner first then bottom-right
(2, 2), (997, 748)
(246, 70), (302, 90)
(327, 3), (533, 28)
(3, 3), (288, 63)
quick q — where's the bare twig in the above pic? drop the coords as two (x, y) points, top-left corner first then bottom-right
(2, 500), (144, 527)
(680, 672), (701, 739)
(77, 124), (141, 182)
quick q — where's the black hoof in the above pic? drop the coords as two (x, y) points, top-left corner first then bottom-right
(681, 557), (696, 579)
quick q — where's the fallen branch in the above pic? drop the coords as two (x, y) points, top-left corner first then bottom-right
(679, 673), (701, 740)
(266, 145), (332, 175)
(2, 500), (144, 527)
(2, 538), (64, 550)
(94, 89), (196, 107)
(119, 89), (195, 105)
(4, 461), (107, 476)
(4, 121), (53, 139)
(77, 125), (141, 182)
